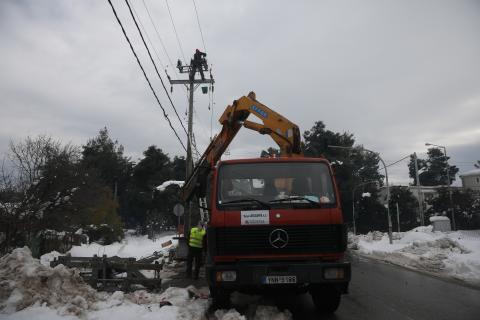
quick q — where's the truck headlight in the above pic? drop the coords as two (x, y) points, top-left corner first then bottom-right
(216, 271), (237, 282)
(323, 267), (345, 280)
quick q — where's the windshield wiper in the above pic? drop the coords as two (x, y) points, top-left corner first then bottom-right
(221, 198), (270, 209)
(269, 196), (321, 206)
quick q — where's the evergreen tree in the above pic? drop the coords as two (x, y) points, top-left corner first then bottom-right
(427, 187), (480, 229)
(389, 187), (419, 231)
(81, 127), (133, 191)
(355, 195), (388, 233)
(172, 156), (186, 181)
(260, 147), (280, 158)
(132, 146), (171, 188)
(81, 127), (133, 222)
(303, 121), (384, 230)
(408, 148), (458, 186)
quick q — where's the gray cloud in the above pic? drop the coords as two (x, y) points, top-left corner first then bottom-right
(1, 0), (479, 183)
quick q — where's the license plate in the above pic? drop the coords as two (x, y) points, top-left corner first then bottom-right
(261, 275), (297, 284)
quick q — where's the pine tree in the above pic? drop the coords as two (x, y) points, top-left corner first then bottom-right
(81, 127), (133, 222)
(303, 121), (384, 230)
(389, 187), (419, 231)
(408, 148), (459, 186)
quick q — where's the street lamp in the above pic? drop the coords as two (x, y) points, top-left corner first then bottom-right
(328, 145), (393, 244)
(352, 180), (378, 235)
(425, 142), (456, 230)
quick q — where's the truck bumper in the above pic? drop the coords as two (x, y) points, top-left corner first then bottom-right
(207, 260), (351, 294)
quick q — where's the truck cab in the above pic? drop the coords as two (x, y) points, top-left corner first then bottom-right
(205, 157), (350, 312)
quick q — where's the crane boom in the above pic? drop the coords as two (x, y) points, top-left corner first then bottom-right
(182, 91), (302, 201)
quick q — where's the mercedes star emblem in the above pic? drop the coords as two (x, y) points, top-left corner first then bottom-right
(269, 229), (289, 248)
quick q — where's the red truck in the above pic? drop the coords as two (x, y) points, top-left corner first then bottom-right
(182, 92), (350, 313)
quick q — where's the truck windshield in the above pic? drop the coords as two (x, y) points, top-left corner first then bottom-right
(217, 162), (336, 209)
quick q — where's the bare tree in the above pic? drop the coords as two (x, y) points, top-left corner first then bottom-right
(8, 135), (64, 188)
(0, 136), (79, 253)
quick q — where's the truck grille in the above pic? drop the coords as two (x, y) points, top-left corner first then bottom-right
(213, 224), (346, 256)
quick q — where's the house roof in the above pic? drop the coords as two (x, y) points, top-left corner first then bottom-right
(460, 169), (480, 178)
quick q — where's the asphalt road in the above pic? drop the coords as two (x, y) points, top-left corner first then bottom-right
(282, 254), (480, 320)
(164, 256), (480, 320)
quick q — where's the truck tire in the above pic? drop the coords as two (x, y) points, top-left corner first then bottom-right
(310, 287), (341, 314)
(209, 287), (231, 310)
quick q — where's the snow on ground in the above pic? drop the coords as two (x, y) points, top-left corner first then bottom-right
(0, 247), (99, 316)
(2, 233), (293, 320)
(349, 226), (480, 285)
(67, 232), (177, 260)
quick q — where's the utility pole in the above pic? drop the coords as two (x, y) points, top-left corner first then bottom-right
(413, 152), (424, 226)
(168, 53), (214, 233)
(396, 202), (400, 233)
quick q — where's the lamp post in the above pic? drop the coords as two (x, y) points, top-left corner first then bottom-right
(425, 143), (456, 230)
(352, 180), (378, 235)
(328, 145), (393, 244)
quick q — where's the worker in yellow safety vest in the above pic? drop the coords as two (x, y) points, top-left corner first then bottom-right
(186, 221), (206, 279)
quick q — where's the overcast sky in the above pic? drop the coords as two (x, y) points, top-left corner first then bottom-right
(1, 0), (479, 185)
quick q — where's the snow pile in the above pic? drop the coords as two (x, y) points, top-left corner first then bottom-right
(67, 232), (176, 260)
(349, 227), (480, 284)
(1, 287), (208, 320)
(3, 234), (296, 319)
(0, 247), (99, 316)
(40, 250), (62, 267)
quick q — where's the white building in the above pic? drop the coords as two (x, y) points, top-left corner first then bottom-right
(459, 169), (480, 193)
(378, 185), (463, 208)
(378, 185), (439, 206)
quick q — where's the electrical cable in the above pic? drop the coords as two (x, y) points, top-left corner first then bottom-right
(125, 0), (188, 136)
(191, 0), (207, 52)
(165, 0), (186, 63)
(130, 2), (166, 70)
(107, 0), (186, 152)
(378, 154), (411, 171)
(192, 106), (211, 144)
(191, 132), (201, 159)
(145, 0), (188, 98)
(141, 0), (176, 70)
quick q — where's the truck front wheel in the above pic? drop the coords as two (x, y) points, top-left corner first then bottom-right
(310, 286), (341, 314)
(209, 286), (231, 310)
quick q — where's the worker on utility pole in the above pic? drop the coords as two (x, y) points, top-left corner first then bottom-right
(189, 49), (207, 80)
(186, 221), (206, 279)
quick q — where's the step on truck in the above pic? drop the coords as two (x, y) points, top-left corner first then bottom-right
(181, 92), (350, 313)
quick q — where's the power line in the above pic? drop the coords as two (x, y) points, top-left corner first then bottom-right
(124, 0), (188, 136)
(193, 106), (211, 143)
(165, 0), (186, 63)
(142, 0), (189, 98)
(141, 0), (176, 70)
(191, 0), (207, 52)
(129, 2), (166, 70)
(191, 132), (201, 159)
(379, 154), (411, 171)
(106, 0), (187, 152)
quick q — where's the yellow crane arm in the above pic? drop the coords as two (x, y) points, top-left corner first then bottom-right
(182, 91), (302, 201)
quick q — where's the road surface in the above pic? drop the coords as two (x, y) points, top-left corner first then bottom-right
(282, 254), (480, 320)
(164, 255), (480, 319)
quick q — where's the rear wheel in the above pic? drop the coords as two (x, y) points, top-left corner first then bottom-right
(310, 286), (341, 314)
